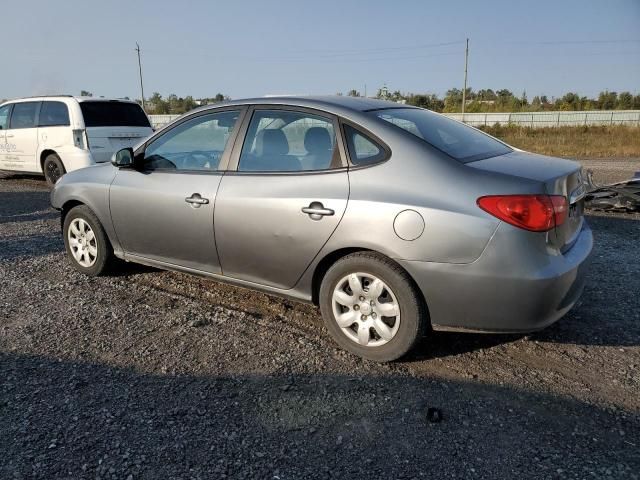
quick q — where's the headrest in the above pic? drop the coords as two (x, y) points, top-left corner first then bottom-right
(304, 127), (332, 154)
(255, 129), (289, 156)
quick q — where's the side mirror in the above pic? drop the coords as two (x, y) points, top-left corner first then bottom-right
(111, 148), (134, 168)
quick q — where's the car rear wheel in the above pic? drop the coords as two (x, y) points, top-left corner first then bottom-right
(43, 153), (66, 187)
(63, 205), (113, 276)
(319, 252), (428, 362)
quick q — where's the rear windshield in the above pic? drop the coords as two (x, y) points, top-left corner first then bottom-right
(80, 101), (150, 128)
(372, 108), (512, 163)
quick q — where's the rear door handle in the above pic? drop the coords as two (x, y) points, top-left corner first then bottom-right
(302, 201), (334, 220)
(185, 193), (209, 208)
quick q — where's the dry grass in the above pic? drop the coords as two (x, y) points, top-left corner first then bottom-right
(479, 125), (640, 158)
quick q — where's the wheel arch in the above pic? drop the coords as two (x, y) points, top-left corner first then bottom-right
(310, 247), (430, 324)
(60, 199), (85, 229)
(40, 149), (59, 172)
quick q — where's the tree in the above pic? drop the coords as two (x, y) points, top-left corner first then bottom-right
(476, 89), (497, 101)
(531, 96), (542, 111)
(617, 92), (633, 110)
(406, 94), (444, 112)
(347, 89), (361, 97)
(80, 90), (93, 97)
(443, 88), (463, 112)
(597, 91), (617, 110)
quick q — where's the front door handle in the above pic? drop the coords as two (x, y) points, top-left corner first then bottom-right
(302, 201), (334, 220)
(185, 193), (209, 208)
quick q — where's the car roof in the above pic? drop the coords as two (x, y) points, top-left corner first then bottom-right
(1, 95), (139, 105)
(193, 95), (417, 117)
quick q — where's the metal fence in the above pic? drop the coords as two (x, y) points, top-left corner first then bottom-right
(148, 110), (640, 130)
(445, 110), (640, 128)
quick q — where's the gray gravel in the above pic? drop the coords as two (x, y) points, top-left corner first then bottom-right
(1, 171), (639, 479)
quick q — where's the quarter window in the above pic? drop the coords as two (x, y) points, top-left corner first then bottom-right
(9, 102), (38, 129)
(0, 105), (10, 130)
(143, 111), (240, 171)
(343, 124), (387, 166)
(238, 110), (340, 172)
(39, 101), (70, 127)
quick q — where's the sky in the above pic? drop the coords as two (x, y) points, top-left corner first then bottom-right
(2, 0), (639, 101)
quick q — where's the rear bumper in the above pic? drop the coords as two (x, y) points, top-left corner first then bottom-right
(399, 221), (593, 333)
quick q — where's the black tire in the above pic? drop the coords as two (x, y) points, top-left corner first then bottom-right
(63, 205), (114, 276)
(43, 153), (66, 187)
(319, 252), (428, 362)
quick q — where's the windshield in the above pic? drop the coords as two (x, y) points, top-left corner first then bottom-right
(80, 101), (151, 128)
(373, 108), (512, 163)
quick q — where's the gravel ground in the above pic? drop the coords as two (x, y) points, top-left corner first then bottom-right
(1, 168), (639, 479)
(574, 157), (639, 184)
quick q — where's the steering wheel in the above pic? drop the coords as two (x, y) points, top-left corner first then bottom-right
(182, 150), (218, 170)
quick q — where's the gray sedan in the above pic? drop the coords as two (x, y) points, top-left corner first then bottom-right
(51, 96), (592, 361)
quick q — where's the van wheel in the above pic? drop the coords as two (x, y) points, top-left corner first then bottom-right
(43, 153), (66, 187)
(319, 252), (428, 362)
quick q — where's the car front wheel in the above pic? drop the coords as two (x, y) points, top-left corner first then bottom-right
(319, 252), (428, 362)
(63, 205), (113, 276)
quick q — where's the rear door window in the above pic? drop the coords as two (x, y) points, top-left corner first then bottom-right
(80, 101), (150, 127)
(39, 101), (70, 127)
(238, 110), (341, 172)
(9, 102), (39, 129)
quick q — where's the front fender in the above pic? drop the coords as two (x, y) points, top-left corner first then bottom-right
(50, 165), (123, 256)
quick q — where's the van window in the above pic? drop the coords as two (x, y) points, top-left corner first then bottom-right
(80, 101), (150, 128)
(39, 101), (70, 127)
(10, 102), (39, 129)
(0, 104), (10, 130)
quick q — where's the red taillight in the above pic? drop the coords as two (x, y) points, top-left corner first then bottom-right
(477, 194), (568, 232)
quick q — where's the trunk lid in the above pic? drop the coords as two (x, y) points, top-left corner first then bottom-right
(469, 151), (585, 251)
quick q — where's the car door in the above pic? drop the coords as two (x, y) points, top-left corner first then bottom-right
(215, 107), (349, 289)
(0, 104), (10, 167)
(109, 108), (245, 273)
(5, 101), (40, 172)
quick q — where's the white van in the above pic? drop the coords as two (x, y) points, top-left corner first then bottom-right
(0, 96), (153, 185)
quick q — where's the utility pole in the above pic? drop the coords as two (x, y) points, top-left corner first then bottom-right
(135, 42), (146, 111)
(461, 38), (469, 121)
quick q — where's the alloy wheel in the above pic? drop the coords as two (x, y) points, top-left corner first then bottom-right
(68, 218), (98, 268)
(331, 272), (401, 347)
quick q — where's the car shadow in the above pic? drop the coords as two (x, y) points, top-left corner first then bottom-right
(1, 352), (638, 479)
(0, 232), (63, 260)
(0, 191), (55, 224)
(108, 261), (159, 277)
